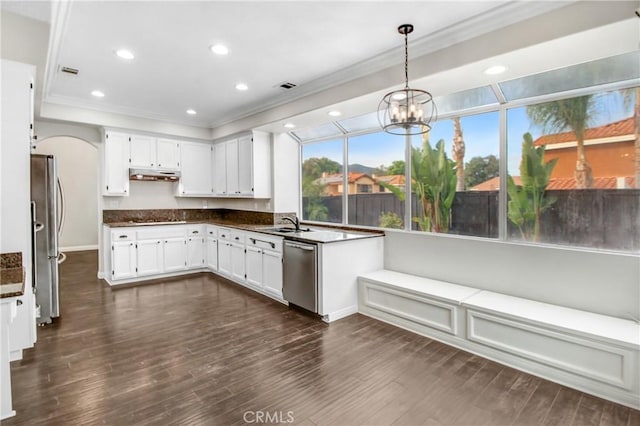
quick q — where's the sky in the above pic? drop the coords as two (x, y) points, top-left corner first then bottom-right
(302, 90), (634, 176)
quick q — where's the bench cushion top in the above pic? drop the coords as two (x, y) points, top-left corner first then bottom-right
(463, 291), (640, 349)
(359, 270), (481, 305)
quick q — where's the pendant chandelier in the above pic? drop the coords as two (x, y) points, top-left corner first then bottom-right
(378, 24), (436, 135)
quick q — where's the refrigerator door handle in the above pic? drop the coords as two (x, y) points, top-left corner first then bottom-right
(57, 252), (67, 264)
(57, 177), (65, 236)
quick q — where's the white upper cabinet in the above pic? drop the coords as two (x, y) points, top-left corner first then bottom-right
(237, 135), (253, 196)
(103, 131), (130, 196)
(178, 141), (214, 196)
(156, 139), (181, 170)
(130, 136), (181, 170)
(213, 131), (271, 198)
(129, 134), (157, 168)
(214, 143), (227, 196)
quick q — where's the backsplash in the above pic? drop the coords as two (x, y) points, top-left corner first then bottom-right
(103, 209), (296, 226)
(0, 252), (22, 269)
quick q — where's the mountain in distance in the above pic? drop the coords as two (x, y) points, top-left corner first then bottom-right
(348, 163), (378, 175)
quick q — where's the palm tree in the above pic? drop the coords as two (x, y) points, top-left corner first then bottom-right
(452, 117), (465, 191)
(527, 95), (595, 188)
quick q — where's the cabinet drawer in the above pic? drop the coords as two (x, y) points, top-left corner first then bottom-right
(186, 225), (205, 237)
(111, 229), (135, 241)
(136, 226), (185, 240)
(246, 233), (283, 253)
(229, 230), (245, 244)
(206, 225), (219, 238)
(217, 228), (233, 241)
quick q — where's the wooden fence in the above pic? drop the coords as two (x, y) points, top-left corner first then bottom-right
(303, 189), (640, 251)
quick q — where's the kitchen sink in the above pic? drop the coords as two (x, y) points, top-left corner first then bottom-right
(260, 226), (313, 233)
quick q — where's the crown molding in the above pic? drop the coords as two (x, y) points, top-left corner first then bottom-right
(206, 1), (577, 128)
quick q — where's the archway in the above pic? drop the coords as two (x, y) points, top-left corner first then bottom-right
(32, 136), (99, 251)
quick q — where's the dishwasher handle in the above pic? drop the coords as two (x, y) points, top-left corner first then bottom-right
(285, 241), (315, 251)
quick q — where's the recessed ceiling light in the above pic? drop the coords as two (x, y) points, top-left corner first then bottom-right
(210, 44), (229, 55)
(91, 90), (105, 98)
(484, 65), (507, 75)
(284, 123), (296, 129)
(235, 83), (248, 91)
(115, 49), (134, 60)
(328, 110), (341, 117)
(186, 109), (197, 115)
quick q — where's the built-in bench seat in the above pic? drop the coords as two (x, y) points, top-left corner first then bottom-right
(358, 269), (640, 410)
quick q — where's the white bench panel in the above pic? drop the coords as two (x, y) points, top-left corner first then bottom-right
(359, 270), (480, 305)
(361, 281), (459, 335)
(467, 310), (635, 390)
(463, 291), (640, 349)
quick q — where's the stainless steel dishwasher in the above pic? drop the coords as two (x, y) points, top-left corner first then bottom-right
(283, 240), (318, 313)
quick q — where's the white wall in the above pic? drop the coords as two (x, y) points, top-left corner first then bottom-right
(32, 136), (99, 251)
(384, 230), (640, 319)
(272, 133), (300, 214)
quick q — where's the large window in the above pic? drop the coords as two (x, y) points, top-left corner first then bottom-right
(301, 139), (343, 223)
(507, 89), (638, 251)
(297, 54), (639, 253)
(410, 111), (499, 237)
(347, 132), (405, 229)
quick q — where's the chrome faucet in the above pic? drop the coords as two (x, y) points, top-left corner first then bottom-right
(282, 216), (300, 231)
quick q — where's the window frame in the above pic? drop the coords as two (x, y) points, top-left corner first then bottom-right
(297, 77), (639, 255)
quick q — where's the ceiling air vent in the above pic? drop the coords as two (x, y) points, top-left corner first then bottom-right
(275, 81), (297, 91)
(60, 66), (79, 75)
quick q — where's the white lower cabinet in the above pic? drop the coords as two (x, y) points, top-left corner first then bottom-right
(163, 237), (186, 272)
(111, 241), (137, 280)
(105, 225), (284, 301)
(230, 241), (246, 283)
(262, 249), (283, 299)
(244, 232), (284, 298)
(187, 236), (205, 269)
(207, 237), (218, 270)
(136, 240), (163, 276)
(218, 241), (232, 277)
(245, 246), (263, 288)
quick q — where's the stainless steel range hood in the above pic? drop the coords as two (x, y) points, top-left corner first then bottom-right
(129, 168), (181, 181)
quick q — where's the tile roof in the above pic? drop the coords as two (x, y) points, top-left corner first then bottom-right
(470, 176), (635, 191)
(375, 175), (406, 185)
(533, 117), (634, 146)
(317, 172), (371, 185)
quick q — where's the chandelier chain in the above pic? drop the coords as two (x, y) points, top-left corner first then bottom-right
(404, 31), (409, 89)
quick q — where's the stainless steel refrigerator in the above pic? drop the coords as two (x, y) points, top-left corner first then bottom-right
(31, 154), (65, 324)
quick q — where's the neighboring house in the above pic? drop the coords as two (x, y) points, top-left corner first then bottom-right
(534, 116), (635, 188)
(471, 117), (636, 190)
(315, 172), (378, 195)
(375, 175), (406, 193)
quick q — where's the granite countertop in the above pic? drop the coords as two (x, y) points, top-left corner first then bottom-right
(103, 220), (384, 244)
(0, 267), (25, 298)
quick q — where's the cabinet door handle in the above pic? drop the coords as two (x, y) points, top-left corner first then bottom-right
(158, 163), (162, 167)
(234, 237), (239, 240)
(119, 235), (128, 239)
(192, 231), (199, 234)
(16, 299), (23, 306)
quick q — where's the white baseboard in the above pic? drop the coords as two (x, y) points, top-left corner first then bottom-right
(60, 244), (98, 252)
(323, 305), (358, 323)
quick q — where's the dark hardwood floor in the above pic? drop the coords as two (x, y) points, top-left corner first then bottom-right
(6, 250), (639, 425)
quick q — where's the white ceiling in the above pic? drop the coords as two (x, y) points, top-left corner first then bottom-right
(3, 0), (636, 139)
(41, 0), (556, 129)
